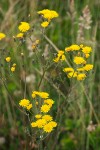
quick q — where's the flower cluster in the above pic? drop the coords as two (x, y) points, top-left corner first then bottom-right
(5, 57), (16, 72)
(53, 50), (66, 63)
(64, 44), (93, 80)
(37, 9), (59, 28)
(31, 91), (57, 133)
(15, 22), (30, 39)
(19, 99), (32, 110)
(54, 44), (93, 81)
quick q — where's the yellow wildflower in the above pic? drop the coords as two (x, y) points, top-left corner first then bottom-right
(41, 21), (49, 28)
(85, 54), (90, 58)
(18, 22), (30, 32)
(19, 99), (30, 107)
(73, 56), (86, 65)
(82, 46), (92, 54)
(67, 71), (77, 78)
(43, 123), (53, 133)
(77, 68), (84, 71)
(63, 67), (74, 72)
(16, 33), (24, 38)
(38, 9), (59, 21)
(35, 114), (42, 119)
(31, 122), (37, 127)
(42, 115), (53, 122)
(26, 104), (32, 110)
(65, 44), (80, 51)
(12, 63), (16, 67)
(41, 104), (51, 113)
(48, 121), (57, 127)
(44, 99), (54, 107)
(53, 50), (66, 63)
(38, 92), (49, 99)
(11, 67), (15, 72)
(0, 32), (6, 40)
(36, 119), (46, 128)
(77, 73), (86, 80)
(5, 57), (11, 62)
(83, 64), (93, 71)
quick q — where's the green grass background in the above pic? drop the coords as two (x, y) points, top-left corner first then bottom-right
(0, 0), (100, 150)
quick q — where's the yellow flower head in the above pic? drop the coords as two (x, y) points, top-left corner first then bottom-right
(38, 92), (49, 99)
(38, 9), (59, 21)
(31, 122), (37, 127)
(67, 71), (77, 78)
(42, 115), (53, 122)
(77, 73), (86, 80)
(77, 67), (85, 71)
(19, 99), (30, 107)
(11, 67), (15, 72)
(44, 99), (54, 107)
(73, 56), (86, 65)
(65, 44), (80, 52)
(35, 114), (42, 119)
(48, 121), (57, 127)
(18, 22), (30, 32)
(85, 54), (90, 58)
(83, 64), (93, 71)
(41, 104), (51, 113)
(53, 50), (66, 63)
(16, 33), (24, 38)
(36, 119), (46, 128)
(41, 21), (49, 28)
(43, 123), (53, 133)
(19, 99), (32, 110)
(0, 32), (6, 40)
(26, 103), (32, 110)
(82, 46), (92, 54)
(63, 67), (74, 72)
(5, 57), (11, 62)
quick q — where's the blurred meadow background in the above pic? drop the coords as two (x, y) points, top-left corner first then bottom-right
(0, 0), (100, 150)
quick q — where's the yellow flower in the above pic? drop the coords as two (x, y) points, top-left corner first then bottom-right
(43, 123), (53, 133)
(0, 32), (6, 40)
(32, 91), (40, 98)
(38, 92), (49, 99)
(73, 56), (86, 65)
(35, 101), (38, 105)
(12, 63), (16, 67)
(38, 9), (59, 21)
(19, 99), (30, 107)
(35, 114), (42, 119)
(67, 71), (77, 78)
(31, 122), (37, 127)
(83, 64), (93, 71)
(63, 67), (74, 72)
(41, 21), (49, 28)
(85, 54), (90, 58)
(53, 50), (66, 63)
(82, 46), (92, 54)
(42, 115), (53, 122)
(26, 104), (32, 110)
(44, 99), (54, 107)
(16, 33), (24, 38)
(19, 99), (32, 110)
(18, 22), (30, 32)
(77, 73), (86, 80)
(41, 104), (51, 113)
(65, 44), (80, 51)
(5, 57), (11, 62)
(11, 67), (15, 72)
(36, 119), (46, 128)
(77, 68), (84, 71)
(48, 121), (57, 127)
